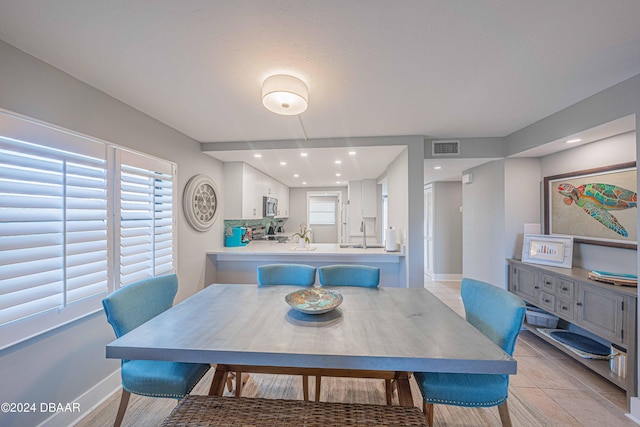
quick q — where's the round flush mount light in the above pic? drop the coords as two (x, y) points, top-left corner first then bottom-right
(262, 74), (309, 115)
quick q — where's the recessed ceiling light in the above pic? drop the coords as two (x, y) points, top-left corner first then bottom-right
(302, 181), (307, 185)
(336, 173), (341, 177)
(300, 152), (308, 157)
(566, 138), (582, 144)
(434, 166), (442, 170)
(293, 174), (299, 178)
(335, 160), (342, 164)
(336, 181), (341, 184)
(280, 161), (287, 166)
(348, 151), (356, 155)
(254, 154), (262, 158)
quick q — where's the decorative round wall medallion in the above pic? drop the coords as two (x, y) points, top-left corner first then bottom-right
(183, 174), (219, 232)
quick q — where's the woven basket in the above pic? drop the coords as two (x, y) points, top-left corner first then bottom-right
(161, 395), (427, 427)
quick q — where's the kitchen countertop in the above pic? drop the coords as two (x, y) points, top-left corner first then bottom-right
(207, 240), (404, 257)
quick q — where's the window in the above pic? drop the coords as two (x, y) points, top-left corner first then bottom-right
(308, 195), (337, 225)
(0, 111), (175, 349)
(116, 150), (175, 286)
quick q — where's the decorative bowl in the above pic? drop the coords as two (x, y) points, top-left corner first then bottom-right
(285, 288), (343, 314)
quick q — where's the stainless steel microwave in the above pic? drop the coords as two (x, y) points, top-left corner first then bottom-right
(263, 196), (278, 217)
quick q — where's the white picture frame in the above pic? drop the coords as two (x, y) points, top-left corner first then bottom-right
(522, 234), (574, 269)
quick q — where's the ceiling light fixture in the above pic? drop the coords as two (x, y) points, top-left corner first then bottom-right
(335, 160), (342, 164)
(254, 154), (262, 158)
(262, 74), (309, 115)
(300, 153), (308, 157)
(280, 161), (287, 165)
(348, 151), (356, 156)
(566, 138), (582, 144)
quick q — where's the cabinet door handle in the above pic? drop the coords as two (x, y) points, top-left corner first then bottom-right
(544, 299), (550, 303)
(534, 286), (539, 289)
(576, 302), (582, 306)
(561, 306), (568, 310)
(562, 287), (568, 291)
(545, 281), (552, 285)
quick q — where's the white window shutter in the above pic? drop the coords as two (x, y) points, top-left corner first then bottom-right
(116, 150), (175, 287)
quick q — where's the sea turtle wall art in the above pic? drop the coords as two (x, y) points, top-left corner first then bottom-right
(546, 163), (637, 247)
(556, 183), (636, 237)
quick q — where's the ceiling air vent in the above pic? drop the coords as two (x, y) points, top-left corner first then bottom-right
(432, 140), (460, 156)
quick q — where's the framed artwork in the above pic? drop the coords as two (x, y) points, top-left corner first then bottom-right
(544, 162), (637, 249)
(522, 234), (574, 268)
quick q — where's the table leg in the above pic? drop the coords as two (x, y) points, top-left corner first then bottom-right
(395, 372), (414, 407)
(209, 365), (230, 396)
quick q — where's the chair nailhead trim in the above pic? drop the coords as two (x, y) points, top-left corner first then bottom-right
(426, 397), (506, 407)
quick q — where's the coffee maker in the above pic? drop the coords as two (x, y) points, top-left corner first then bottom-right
(225, 226), (248, 247)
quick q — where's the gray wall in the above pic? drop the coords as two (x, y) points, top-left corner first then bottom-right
(0, 39), (224, 426)
(462, 160), (506, 285)
(541, 131), (636, 273)
(432, 181), (462, 278)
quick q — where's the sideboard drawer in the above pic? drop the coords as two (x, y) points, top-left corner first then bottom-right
(539, 291), (555, 312)
(557, 297), (574, 319)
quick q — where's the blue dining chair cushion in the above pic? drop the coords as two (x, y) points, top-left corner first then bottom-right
(318, 265), (380, 287)
(102, 274), (211, 401)
(257, 264), (316, 286)
(414, 278), (525, 409)
(102, 274), (179, 338)
(121, 359), (210, 399)
(413, 372), (509, 407)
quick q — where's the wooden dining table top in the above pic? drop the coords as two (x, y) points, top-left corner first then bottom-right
(106, 283), (516, 376)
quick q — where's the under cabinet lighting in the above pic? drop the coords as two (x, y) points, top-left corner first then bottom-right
(566, 138), (582, 144)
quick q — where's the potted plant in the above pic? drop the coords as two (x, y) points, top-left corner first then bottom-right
(292, 223), (311, 248)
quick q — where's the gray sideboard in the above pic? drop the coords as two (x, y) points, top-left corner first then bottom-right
(507, 259), (637, 406)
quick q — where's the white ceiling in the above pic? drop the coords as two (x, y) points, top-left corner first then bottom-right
(1, 1), (639, 186)
(209, 145), (405, 188)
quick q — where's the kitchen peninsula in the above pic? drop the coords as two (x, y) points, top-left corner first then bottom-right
(206, 241), (406, 287)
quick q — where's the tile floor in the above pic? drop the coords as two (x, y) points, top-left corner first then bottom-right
(424, 278), (637, 426)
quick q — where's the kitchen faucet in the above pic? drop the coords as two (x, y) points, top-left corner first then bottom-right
(360, 220), (367, 249)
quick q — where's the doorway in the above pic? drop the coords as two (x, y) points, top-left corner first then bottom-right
(307, 191), (341, 243)
(424, 185), (434, 279)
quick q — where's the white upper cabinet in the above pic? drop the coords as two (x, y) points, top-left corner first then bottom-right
(361, 178), (377, 218)
(223, 162), (289, 219)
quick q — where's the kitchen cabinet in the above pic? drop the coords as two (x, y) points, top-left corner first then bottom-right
(224, 162), (289, 219)
(508, 259), (637, 405)
(361, 178), (377, 218)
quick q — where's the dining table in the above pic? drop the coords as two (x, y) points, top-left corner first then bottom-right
(106, 283), (517, 407)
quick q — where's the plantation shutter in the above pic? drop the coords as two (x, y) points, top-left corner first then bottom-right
(0, 113), (109, 348)
(116, 149), (175, 287)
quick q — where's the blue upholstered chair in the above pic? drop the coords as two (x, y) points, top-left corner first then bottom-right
(317, 264), (380, 287)
(257, 263), (317, 286)
(102, 274), (212, 427)
(227, 264), (317, 400)
(413, 278), (526, 427)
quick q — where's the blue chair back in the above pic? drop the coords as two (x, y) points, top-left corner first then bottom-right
(318, 265), (380, 287)
(103, 274), (178, 338)
(257, 264), (316, 286)
(461, 278), (525, 356)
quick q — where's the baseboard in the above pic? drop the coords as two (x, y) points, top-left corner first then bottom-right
(37, 369), (121, 427)
(627, 396), (640, 425)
